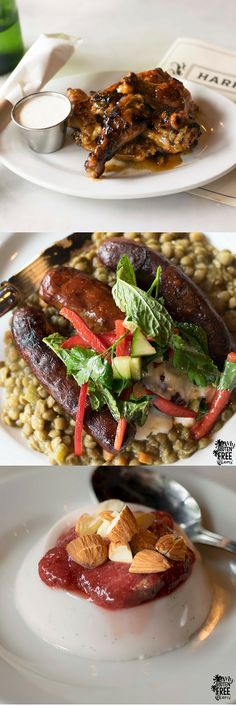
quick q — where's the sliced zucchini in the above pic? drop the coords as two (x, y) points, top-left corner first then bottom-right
(112, 355), (142, 381)
(130, 357), (142, 380)
(112, 356), (132, 379)
(131, 328), (156, 357)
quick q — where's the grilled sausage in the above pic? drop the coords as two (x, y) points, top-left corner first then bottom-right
(11, 305), (134, 453)
(39, 266), (123, 333)
(98, 238), (235, 369)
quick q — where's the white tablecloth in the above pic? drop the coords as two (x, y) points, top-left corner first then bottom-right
(0, 0), (236, 231)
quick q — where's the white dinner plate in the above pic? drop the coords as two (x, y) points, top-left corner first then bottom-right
(0, 465), (236, 704)
(0, 73), (236, 199)
(0, 232), (235, 468)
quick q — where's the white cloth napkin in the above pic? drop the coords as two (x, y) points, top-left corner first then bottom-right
(0, 33), (81, 105)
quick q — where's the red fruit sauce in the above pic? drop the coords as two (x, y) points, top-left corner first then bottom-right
(38, 511), (195, 610)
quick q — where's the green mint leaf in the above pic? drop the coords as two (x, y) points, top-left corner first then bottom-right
(90, 380), (120, 421)
(43, 333), (113, 388)
(88, 381), (105, 412)
(88, 382), (102, 411)
(170, 329), (219, 387)
(170, 333), (184, 351)
(118, 395), (151, 425)
(175, 322), (209, 354)
(116, 254), (137, 286)
(43, 333), (74, 366)
(112, 378), (131, 395)
(44, 334), (127, 421)
(171, 337), (219, 387)
(112, 260), (173, 345)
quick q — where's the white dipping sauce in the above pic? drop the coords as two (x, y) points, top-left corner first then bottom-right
(15, 93), (70, 129)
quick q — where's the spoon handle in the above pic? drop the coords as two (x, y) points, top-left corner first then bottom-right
(192, 528), (236, 553)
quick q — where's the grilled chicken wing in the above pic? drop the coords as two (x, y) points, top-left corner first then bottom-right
(67, 68), (201, 178)
(67, 88), (102, 150)
(85, 94), (150, 179)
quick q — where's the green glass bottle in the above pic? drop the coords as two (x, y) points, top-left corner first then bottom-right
(0, 0), (24, 75)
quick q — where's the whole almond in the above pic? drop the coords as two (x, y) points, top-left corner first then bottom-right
(66, 534), (108, 568)
(130, 529), (157, 555)
(129, 549), (170, 574)
(108, 505), (138, 544)
(156, 533), (187, 561)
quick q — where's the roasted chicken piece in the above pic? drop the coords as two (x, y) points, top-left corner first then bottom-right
(146, 121), (201, 154)
(85, 94), (151, 179)
(67, 68), (201, 178)
(117, 136), (163, 163)
(67, 88), (102, 150)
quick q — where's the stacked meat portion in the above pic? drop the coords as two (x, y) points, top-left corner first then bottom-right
(67, 68), (202, 178)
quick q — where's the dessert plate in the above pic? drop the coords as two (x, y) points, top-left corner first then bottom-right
(0, 232), (235, 468)
(0, 73), (236, 199)
(0, 465), (235, 704)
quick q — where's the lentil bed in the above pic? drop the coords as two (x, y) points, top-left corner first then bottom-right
(0, 232), (236, 466)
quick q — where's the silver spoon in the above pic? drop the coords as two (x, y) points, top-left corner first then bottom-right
(91, 466), (236, 553)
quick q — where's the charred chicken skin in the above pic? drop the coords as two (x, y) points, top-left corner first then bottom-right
(67, 68), (201, 178)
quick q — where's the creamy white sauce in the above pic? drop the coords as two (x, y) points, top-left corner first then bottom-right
(135, 408), (173, 440)
(15, 505), (212, 662)
(15, 94), (70, 129)
(134, 360), (212, 440)
(174, 416), (195, 428)
(144, 361), (210, 403)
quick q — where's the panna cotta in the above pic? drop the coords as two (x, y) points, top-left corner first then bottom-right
(15, 500), (212, 661)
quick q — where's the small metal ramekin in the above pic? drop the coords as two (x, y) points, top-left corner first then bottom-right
(11, 91), (71, 153)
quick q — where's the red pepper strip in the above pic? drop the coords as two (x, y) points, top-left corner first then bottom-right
(61, 334), (89, 349)
(62, 332), (116, 350)
(114, 417), (127, 451)
(191, 351), (236, 440)
(99, 332), (116, 347)
(227, 352), (236, 363)
(191, 389), (230, 440)
(115, 320), (127, 356)
(113, 384), (132, 451)
(144, 388), (197, 418)
(60, 307), (107, 355)
(74, 382), (88, 456)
